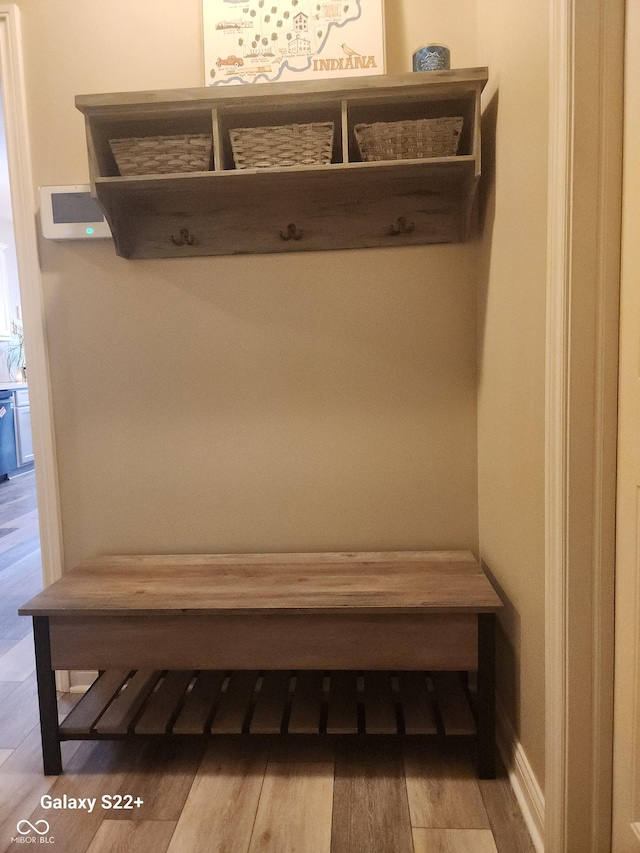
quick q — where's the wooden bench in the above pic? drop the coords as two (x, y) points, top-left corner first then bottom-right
(19, 550), (503, 778)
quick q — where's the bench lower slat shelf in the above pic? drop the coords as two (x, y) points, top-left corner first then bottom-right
(59, 669), (132, 736)
(59, 669), (478, 739)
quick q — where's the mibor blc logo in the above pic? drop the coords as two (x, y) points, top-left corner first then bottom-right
(11, 819), (54, 844)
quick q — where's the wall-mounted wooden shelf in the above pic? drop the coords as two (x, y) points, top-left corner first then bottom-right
(76, 69), (488, 260)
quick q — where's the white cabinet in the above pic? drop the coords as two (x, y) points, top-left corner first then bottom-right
(14, 387), (33, 467)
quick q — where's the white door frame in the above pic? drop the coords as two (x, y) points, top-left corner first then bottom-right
(0, 6), (65, 659)
(611, 0), (640, 846)
(545, 0), (623, 851)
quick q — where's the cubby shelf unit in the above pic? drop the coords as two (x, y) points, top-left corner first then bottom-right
(76, 68), (488, 259)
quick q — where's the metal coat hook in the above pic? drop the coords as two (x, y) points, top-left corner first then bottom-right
(170, 228), (196, 247)
(389, 216), (415, 236)
(279, 223), (303, 241)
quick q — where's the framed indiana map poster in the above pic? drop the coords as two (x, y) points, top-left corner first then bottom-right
(203, 0), (385, 86)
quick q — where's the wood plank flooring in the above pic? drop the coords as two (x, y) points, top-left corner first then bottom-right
(0, 471), (536, 853)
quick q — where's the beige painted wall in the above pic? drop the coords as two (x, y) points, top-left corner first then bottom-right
(19, 0), (553, 805)
(20, 1), (551, 790)
(476, 0), (548, 788)
(18, 0), (481, 569)
(385, 0), (478, 72)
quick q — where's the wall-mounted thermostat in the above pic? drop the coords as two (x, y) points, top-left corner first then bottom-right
(40, 185), (112, 240)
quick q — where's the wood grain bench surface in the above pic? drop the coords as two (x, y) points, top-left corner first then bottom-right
(19, 550), (503, 617)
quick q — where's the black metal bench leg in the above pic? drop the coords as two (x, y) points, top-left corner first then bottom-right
(33, 616), (62, 775)
(477, 612), (496, 779)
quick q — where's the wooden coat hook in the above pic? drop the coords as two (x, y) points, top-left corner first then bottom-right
(170, 228), (196, 246)
(389, 216), (415, 236)
(279, 223), (303, 241)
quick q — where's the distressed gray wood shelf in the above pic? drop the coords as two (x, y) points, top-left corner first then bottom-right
(76, 68), (487, 259)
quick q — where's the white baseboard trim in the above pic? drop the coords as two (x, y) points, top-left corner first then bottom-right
(55, 671), (70, 693)
(496, 699), (545, 853)
(68, 670), (98, 693)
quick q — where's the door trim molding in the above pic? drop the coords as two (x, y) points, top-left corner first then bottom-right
(0, 6), (65, 684)
(611, 2), (640, 845)
(545, 0), (623, 849)
(544, 0), (572, 842)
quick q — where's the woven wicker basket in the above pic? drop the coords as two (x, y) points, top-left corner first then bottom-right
(109, 134), (212, 176)
(354, 117), (464, 162)
(229, 122), (334, 169)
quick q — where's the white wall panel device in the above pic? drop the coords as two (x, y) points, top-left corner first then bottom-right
(40, 185), (111, 239)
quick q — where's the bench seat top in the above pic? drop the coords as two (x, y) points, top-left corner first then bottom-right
(19, 550), (503, 617)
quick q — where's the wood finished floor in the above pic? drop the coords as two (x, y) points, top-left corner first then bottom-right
(0, 471), (535, 853)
